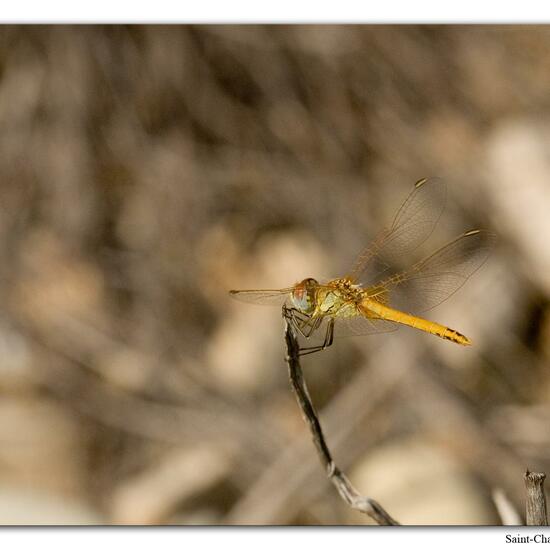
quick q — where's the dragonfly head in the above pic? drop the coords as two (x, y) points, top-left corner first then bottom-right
(290, 278), (318, 314)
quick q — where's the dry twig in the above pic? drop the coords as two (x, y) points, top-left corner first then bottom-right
(226, 338), (406, 524)
(283, 314), (399, 526)
(524, 470), (548, 526)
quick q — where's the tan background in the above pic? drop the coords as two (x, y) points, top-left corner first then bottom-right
(0, 25), (548, 525)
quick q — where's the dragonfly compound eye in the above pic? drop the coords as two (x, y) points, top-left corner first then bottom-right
(290, 278), (318, 314)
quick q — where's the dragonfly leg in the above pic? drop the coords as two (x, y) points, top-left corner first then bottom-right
(283, 306), (322, 339)
(300, 315), (323, 338)
(283, 306), (307, 332)
(297, 318), (335, 356)
(283, 305), (333, 355)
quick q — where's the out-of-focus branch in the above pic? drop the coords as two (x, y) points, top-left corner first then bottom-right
(283, 315), (399, 526)
(524, 471), (548, 526)
(492, 488), (522, 525)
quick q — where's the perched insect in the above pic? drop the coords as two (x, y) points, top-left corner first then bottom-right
(230, 178), (495, 355)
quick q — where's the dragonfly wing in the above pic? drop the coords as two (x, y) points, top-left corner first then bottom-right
(294, 312), (399, 346)
(230, 282), (337, 308)
(378, 229), (496, 315)
(348, 177), (447, 286)
(333, 315), (399, 337)
(229, 288), (292, 306)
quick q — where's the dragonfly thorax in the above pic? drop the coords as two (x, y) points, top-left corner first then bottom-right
(290, 278), (318, 314)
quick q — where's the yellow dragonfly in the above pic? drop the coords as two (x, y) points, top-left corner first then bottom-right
(230, 178), (495, 355)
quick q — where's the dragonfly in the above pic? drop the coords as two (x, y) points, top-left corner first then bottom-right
(229, 178), (496, 355)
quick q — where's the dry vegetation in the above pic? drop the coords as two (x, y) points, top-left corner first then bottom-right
(0, 25), (549, 524)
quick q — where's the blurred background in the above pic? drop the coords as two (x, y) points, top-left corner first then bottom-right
(0, 24), (548, 525)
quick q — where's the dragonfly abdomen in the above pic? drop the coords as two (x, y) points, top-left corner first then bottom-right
(360, 298), (471, 346)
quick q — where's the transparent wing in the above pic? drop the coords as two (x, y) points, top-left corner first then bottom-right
(229, 288), (292, 306)
(374, 229), (496, 315)
(295, 312), (399, 346)
(333, 315), (399, 337)
(229, 283), (337, 306)
(347, 177), (447, 286)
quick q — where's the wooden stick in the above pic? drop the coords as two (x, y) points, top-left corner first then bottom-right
(283, 314), (399, 525)
(524, 470), (548, 526)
